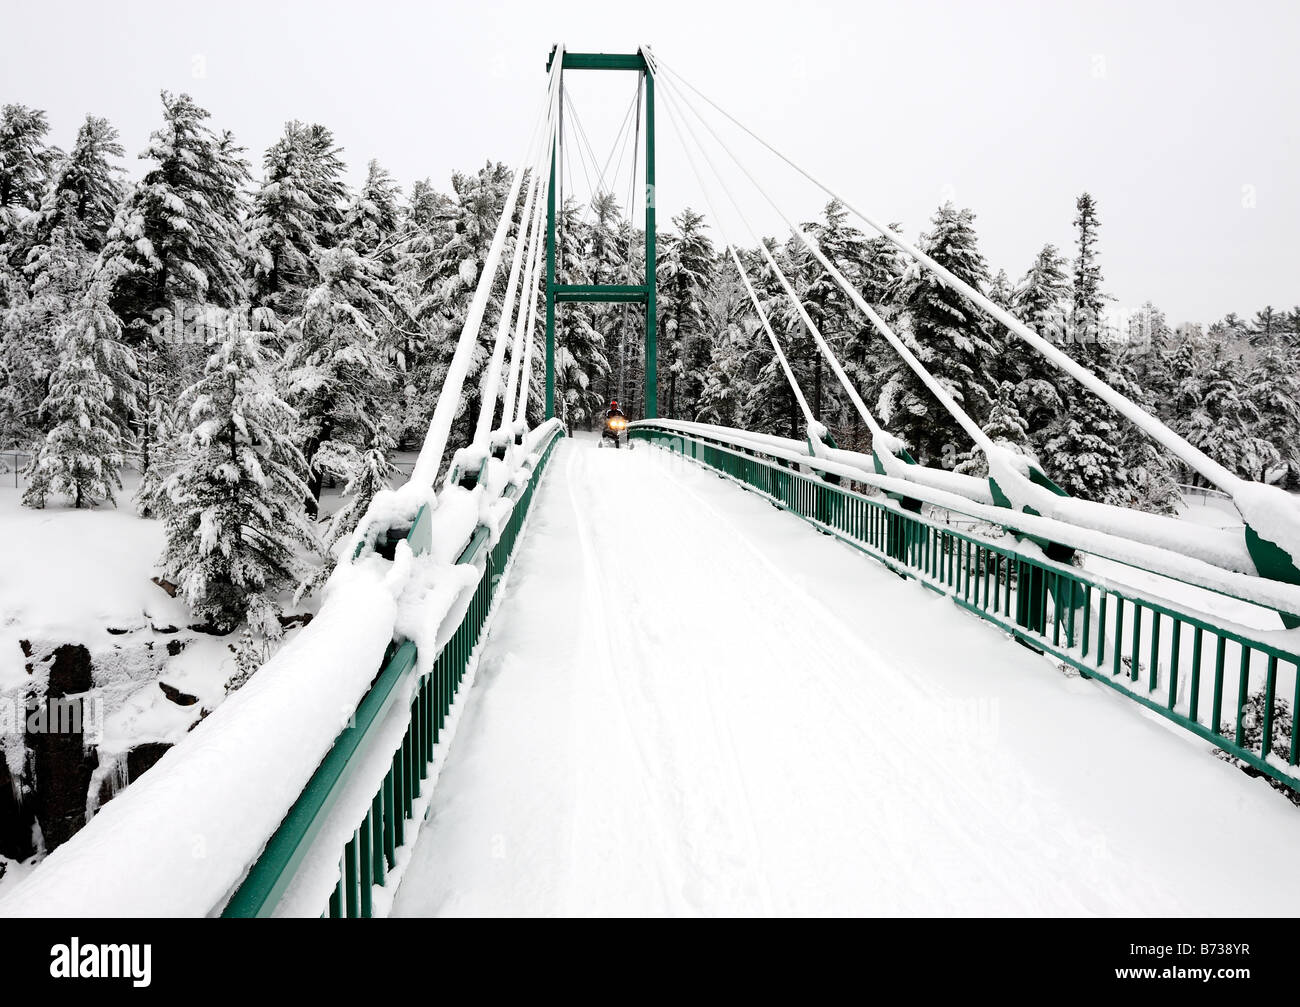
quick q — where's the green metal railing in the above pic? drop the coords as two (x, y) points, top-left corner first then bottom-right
(223, 427), (564, 917)
(632, 423), (1300, 794)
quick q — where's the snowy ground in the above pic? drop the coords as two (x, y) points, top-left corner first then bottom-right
(391, 435), (1300, 917)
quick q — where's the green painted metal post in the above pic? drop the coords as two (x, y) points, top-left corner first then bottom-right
(545, 139), (556, 420)
(644, 68), (658, 418)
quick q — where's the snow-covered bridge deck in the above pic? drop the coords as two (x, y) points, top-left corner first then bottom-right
(391, 437), (1300, 916)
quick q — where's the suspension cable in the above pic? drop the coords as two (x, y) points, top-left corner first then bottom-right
(659, 72), (893, 448)
(514, 113), (559, 426)
(471, 125), (550, 449)
(503, 137), (551, 424)
(658, 82), (816, 433)
(410, 45), (563, 487)
(658, 57), (1237, 490)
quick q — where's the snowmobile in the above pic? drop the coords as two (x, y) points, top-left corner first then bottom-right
(600, 413), (629, 449)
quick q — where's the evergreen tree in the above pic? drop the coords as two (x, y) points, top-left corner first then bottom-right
(97, 92), (251, 483)
(781, 200), (866, 426)
(22, 115), (124, 256)
(1070, 192), (1107, 344)
(99, 92), (250, 332)
(9, 215), (92, 412)
(0, 104), (61, 249)
(161, 308), (315, 634)
(284, 244), (396, 516)
(880, 202), (996, 466)
(341, 159), (401, 257)
(658, 207), (714, 419)
(1172, 339), (1275, 484)
(1041, 410), (1128, 503)
(1245, 340), (1300, 485)
(984, 380), (1032, 451)
(22, 275), (137, 508)
(1248, 305), (1285, 345)
(696, 266), (750, 427)
(245, 121), (348, 318)
(1014, 243), (1071, 345)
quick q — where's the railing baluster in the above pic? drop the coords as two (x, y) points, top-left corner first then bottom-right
(1235, 645), (1251, 747)
(1112, 597), (1124, 677)
(1261, 656), (1277, 760)
(343, 832), (359, 918)
(1290, 661), (1300, 766)
(1190, 627), (1204, 723)
(1148, 611), (1161, 692)
(1211, 636), (1227, 735)
(1130, 601), (1142, 683)
(372, 792), (386, 884)
(1168, 619), (1182, 710)
(358, 816), (373, 917)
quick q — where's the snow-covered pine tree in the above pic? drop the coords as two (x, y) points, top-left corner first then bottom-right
(97, 92), (251, 488)
(658, 207), (714, 419)
(161, 307), (315, 635)
(1036, 196), (1149, 507)
(1041, 410), (1128, 503)
(22, 274), (137, 508)
(1245, 340), (1300, 485)
(224, 625), (265, 695)
(2, 215), (93, 438)
(21, 115), (124, 257)
(341, 159), (401, 259)
(880, 202), (996, 467)
(780, 200), (866, 430)
(1014, 243), (1071, 344)
(696, 265), (751, 427)
(1003, 243), (1071, 437)
(984, 380), (1032, 451)
(1248, 305), (1285, 346)
(0, 104), (61, 252)
(100, 92), (249, 331)
(314, 419), (396, 574)
(245, 123), (342, 319)
(284, 243), (397, 517)
(1070, 192), (1108, 345)
(1172, 338), (1275, 485)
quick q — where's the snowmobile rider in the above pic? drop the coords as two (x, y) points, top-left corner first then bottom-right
(605, 399), (626, 422)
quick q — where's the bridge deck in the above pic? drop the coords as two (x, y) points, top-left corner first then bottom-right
(392, 436), (1300, 916)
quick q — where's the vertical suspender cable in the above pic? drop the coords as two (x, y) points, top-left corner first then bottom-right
(409, 46), (564, 487)
(658, 59), (1238, 492)
(657, 79), (816, 433)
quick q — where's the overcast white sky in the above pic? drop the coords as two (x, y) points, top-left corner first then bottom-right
(4, 0), (1297, 324)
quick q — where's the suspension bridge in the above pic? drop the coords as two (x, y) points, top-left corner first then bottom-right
(4, 44), (1300, 918)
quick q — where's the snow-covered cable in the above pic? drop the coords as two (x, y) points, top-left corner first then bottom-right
(659, 72), (891, 447)
(503, 139), (550, 426)
(658, 82), (816, 433)
(515, 112), (560, 426)
(410, 46), (564, 487)
(658, 68), (993, 455)
(472, 122), (550, 449)
(658, 59), (1237, 490)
